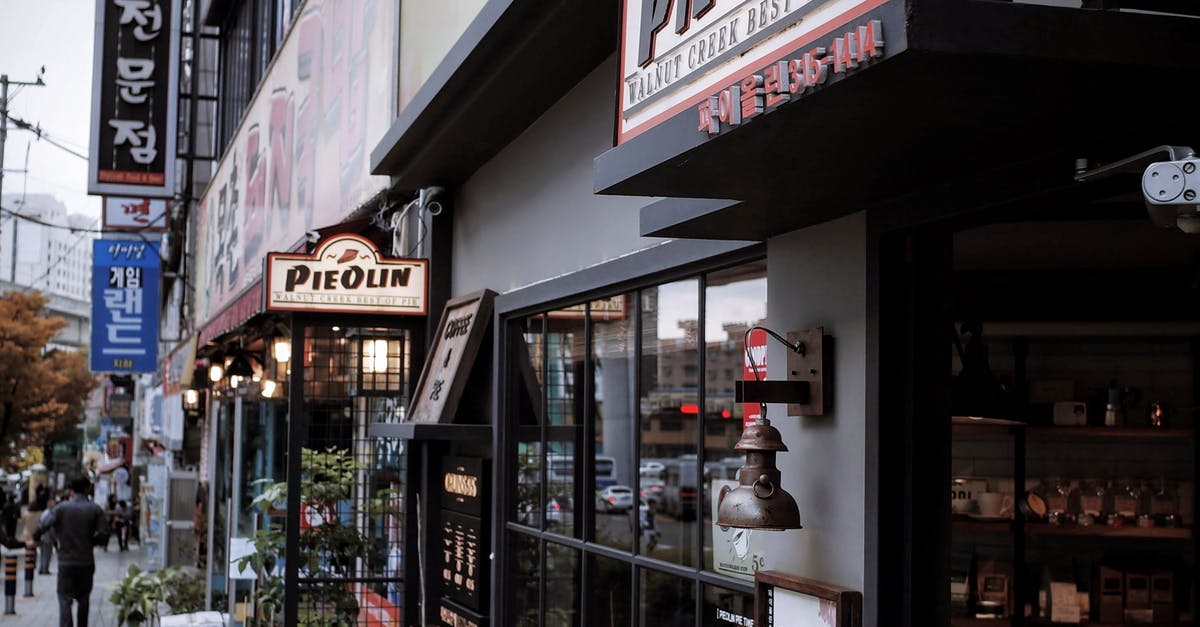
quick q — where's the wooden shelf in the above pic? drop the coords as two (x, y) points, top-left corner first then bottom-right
(1026, 425), (1192, 440)
(955, 616), (1194, 626)
(954, 519), (1192, 540)
(951, 420), (1193, 440)
(1026, 523), (1192, 539)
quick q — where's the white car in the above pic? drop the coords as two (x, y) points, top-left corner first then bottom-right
(596, 485), (635, 513)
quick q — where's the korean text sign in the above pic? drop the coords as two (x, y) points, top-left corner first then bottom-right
(91, 240), (160, 373)
(88, 0), (180, 198)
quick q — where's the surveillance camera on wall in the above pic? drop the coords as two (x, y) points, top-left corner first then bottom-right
(1143, 159), (1200, 234)
(419, 186), (445, 215)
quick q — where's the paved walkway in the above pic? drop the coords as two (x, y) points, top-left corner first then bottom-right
(0, 542), (145, 627)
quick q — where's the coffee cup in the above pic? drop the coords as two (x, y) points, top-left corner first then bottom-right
(978, 492), (1004, 518)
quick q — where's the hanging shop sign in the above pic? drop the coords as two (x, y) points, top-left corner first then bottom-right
(618, 0), (889, 143)
(407, 290), (496, 424)
(91, 240), (161, 373)
(265, 234), (428, 314)
(88, 0), (180, 198)
(103, 197), (169, 231)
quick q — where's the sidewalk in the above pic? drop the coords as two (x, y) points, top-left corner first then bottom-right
(0, 541), (144, 626)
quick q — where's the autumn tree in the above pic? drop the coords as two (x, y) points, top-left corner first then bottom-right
(0, 291), (98, 464)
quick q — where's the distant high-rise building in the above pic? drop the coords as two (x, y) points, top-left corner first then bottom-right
(0, 194), (97, 301)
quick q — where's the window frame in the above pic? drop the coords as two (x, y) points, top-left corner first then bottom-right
(493, 240), (765, 626)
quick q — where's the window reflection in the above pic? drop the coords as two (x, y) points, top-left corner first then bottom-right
(640, 569), (695, 626)
(702, 583), (756, 627)
(510, 534), (540, 627)
(514, 318), (544, 527)
(590, 554), (631, 626)
(593, 295), (636, 550)
(544, 308), (584, 537)
(703, 261), (767, 575)
(640, 280), (700, 566)
(545, 543), (580, 626)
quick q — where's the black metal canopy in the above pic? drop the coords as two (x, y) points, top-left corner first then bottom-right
(594, 0), (1200, 240)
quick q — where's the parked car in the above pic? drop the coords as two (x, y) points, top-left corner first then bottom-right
(596, 485), (635, 513)
(546, 493), (573, 527)
(639, 479), (665, 507)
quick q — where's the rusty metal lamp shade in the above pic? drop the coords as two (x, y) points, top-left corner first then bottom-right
(716, 417), (802, 531)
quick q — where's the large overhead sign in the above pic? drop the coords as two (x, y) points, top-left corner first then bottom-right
(91, 240), (161, 373)
(618, 0), (888, 143)
(88, 0), (180, 198)
(265, 234), (428, 314)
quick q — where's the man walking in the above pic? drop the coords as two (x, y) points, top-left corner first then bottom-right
(32, 477), (107, 627)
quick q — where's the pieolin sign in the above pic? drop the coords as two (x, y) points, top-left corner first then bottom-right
(265, 233), (428, 315)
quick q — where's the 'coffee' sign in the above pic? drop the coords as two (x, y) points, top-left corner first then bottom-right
(265, 234), (428, 314)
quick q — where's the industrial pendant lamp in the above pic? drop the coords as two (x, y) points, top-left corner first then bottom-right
(717, 327), (806, 531)
(226, 351), (257, 378)
(951, 321), (1015, 422)
(716, 407), (803, 530)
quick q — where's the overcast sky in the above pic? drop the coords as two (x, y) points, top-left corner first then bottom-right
(0, 2), (98, 220)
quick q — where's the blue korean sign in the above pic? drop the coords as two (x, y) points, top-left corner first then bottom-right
(91, 240), (160, 373)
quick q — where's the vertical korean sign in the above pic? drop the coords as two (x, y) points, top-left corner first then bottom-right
(88, 0), (180, 198)
(91, 240), (160, 373)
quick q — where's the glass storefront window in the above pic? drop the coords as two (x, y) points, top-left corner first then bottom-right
(545, 543), (580, 626)
(640, 569), (696, 626)
(590, 554), (631, 626)
(504, 259), (764, 626)
(544, 309), (584, 537)
(641, 279), (700, 566)
(703, 261), (767, 575)
(701, 583), (756, 627)
(511, 534), (541, 627)
(593, 294), (637, 550)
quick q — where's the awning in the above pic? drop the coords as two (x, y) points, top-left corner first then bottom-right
(594, 1), (1200, 240)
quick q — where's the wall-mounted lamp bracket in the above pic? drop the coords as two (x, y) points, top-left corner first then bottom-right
(736, 327), (831, 417)
(736, 380), (811, 405)
(786, 327), (830, 416)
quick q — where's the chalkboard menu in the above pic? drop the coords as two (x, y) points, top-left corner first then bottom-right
(439, 456), (489, 620)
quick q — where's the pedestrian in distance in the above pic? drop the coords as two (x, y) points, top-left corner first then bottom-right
(31, 476), (108, 627)
(37, 495), (56, 574)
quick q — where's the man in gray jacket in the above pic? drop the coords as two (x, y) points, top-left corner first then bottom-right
(32, 477), (107, 627)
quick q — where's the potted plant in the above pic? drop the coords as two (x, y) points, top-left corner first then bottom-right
(238, 447), (390, 626)
(110, 565), (203, 626)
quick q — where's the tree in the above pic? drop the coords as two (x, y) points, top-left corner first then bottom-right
(0, 291), (97, 462)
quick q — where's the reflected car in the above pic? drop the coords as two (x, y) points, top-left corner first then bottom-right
(639, 479), (666, 507)
(596, 485), (635, 513)
(546, 494), (573, 527)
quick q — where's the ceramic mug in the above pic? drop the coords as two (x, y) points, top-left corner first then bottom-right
(978, 492), (1004, 518)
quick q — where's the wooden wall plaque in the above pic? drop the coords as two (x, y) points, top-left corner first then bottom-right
(755, 570), (862, 627)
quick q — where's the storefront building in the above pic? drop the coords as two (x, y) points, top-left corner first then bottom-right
(183, 1), (445, 623)
(366, 0), (1200, 626)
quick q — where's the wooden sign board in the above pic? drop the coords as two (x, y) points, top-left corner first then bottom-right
(407, 290), (496, 424)
(755, 570), (862, 627)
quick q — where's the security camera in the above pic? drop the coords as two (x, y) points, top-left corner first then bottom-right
(419, 186), (445, 216)
(305, 230), (320, 243)
(1143, 158), (1200, 233)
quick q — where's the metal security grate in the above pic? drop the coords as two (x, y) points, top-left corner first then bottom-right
(294, 324), (410, 625)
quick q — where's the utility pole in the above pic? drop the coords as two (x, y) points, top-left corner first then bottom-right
(0, 69), (47, 281)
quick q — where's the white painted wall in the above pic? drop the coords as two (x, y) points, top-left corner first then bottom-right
(760, 211), (867, 591)
(453, 55), (662, 295)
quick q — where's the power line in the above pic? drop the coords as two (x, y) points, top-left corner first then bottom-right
(7, 114), (88, 160)
(0, 203), (168, 234)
